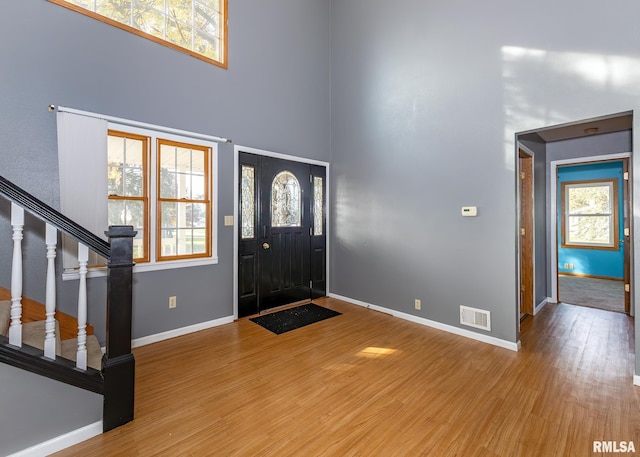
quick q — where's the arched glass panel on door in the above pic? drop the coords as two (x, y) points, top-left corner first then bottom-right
(272, 171), (301, 227)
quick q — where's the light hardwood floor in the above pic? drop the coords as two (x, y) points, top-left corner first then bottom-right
(53, 298), (639, 456)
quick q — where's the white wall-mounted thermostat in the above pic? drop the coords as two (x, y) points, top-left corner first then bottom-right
(461, 206), (477, 217)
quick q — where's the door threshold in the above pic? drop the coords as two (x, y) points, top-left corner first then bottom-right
(259, 299), (313, 315)
(242, 299), (313, 320)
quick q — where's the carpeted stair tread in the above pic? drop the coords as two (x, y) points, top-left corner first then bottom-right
(60, 335), (102, 371)
(0, 300), (10, 337)
(23, 320), (62, 356)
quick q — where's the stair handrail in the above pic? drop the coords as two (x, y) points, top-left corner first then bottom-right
(0, 174), (136, 432)
(0, 175), (110, 259)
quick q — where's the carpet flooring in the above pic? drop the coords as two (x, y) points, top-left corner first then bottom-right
(558, 274), (625, 313)
(250, 303), (341, 334)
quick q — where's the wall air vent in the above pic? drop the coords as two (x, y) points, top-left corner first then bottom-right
(460, 305), (491, 331)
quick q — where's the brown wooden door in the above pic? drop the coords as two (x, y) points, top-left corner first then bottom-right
(519, 149), (534, 316)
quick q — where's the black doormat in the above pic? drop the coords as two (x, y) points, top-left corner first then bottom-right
(250, 303), (341, 335)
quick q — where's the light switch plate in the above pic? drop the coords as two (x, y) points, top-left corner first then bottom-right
(224, 215), (234, 226)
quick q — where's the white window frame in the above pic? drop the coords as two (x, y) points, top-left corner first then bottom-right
(61, 113), (220, 280)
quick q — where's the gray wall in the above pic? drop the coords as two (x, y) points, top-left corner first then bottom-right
(0, 0), (331, 342)
(0, 0), (330, 452)
(0, 364), (102, 456)
(547, 131), (632, 163)
(330, 0), (640, 345)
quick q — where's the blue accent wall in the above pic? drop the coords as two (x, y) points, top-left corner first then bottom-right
(557, 161), (624, 279)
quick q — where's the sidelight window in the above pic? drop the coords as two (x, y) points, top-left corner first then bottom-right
(241, 165), (256, 239)
(313, 176), (323, 236)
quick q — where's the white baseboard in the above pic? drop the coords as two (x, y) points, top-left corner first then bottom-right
(634, 375), (640, 387)
(8, 421), (102, 457)
(329, 293), (519, 352)
(534, 297), (551, 315)
(132, 315), (235, 348)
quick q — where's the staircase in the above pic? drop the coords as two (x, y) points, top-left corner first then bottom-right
(0, 174), (137, 437)
(0, 298), (102, 370)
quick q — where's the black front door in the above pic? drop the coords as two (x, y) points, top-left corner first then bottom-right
(238, 152), (326, 317)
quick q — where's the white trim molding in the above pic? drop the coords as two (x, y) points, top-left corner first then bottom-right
(634, 375), (640, 387)
(131, 315), (234, 348)
(535, 297), (550, 315)
(329, 293), (520, 352)
(8, 421), (103, 457)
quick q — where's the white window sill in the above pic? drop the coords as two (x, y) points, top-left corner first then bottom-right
(62, 257), (219, 281)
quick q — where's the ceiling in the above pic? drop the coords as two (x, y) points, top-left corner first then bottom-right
(522, 111), (633, 143)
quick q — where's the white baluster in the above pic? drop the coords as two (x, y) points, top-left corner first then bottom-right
(9, 203), (24, 347)
(44, 224), (57, 360)
(76, 243), (88, 370)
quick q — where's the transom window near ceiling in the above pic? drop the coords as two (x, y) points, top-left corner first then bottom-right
(561, 179), (619, 249)
(49, 0), (228, 68)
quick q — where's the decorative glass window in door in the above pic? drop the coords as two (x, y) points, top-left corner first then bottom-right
(272, 171), (301, 227)
(241, 165), (255, 239)
(313, 176), (323, 236)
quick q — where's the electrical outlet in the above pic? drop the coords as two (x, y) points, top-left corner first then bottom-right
(564, 263), (569, 269)
(569, 264), (574, 270)
(169, 296), (177, 309)
(414, 299), (421, 310)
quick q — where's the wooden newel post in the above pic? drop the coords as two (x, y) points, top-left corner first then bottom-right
(103, 225), (137, 432)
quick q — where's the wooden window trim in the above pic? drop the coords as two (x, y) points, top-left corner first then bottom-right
(48, 0), (228, 69)
(561, 178), (619, 251)
(156, 139), (212, 262)
(108, 130), (150, 263)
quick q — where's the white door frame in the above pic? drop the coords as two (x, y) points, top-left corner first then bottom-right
(549, 152), (632, 313)
(233, 145), (330, 319)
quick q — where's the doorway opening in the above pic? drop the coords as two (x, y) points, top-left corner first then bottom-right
(516, 111), (634, 325)
(555, 158), (630, 314)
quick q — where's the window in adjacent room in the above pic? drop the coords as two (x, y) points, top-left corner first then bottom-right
(49, 0), (228, 68)
(561, 179), (618, 249)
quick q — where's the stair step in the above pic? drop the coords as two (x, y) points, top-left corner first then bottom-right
(61, 335), (103, 371)
(0, 300), (9, 337)
(23, 320), (62, 356)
